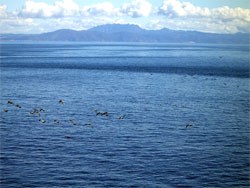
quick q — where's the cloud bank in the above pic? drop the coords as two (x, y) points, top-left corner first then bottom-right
(121, 0), (152, 17)
(0, 0), (249, 34)
(19, 0), (80, 18)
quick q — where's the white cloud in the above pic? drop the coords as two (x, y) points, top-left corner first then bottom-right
(158, 0), (250, 33)
(121, 0), (152, 17)
(41, 17), (125, 31)
(0, 17), (35, 33)
(150, 16), (250, 34)
(159, 0), (250, 21)
(19, 1), (59, 18)
(81, 2), (120, 17)
(0, 4), (36, 33)
(212, 6), (250, 22)
(55, 0), (80, 16)
(159, 0), (210, 17)
(18, 0), (152, 19)
(14, 0), (153, 33)
(19, 0), (80, 18)
(1, 0), (250, 34)
(2, 18), (34, 27)
(0, 4), (9, 19)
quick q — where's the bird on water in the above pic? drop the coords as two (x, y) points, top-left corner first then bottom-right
(118, 114), (126, 120)
(30, 108), (41, 116)
(94, 110), (109, 116)
(70, 119), (77, 125)
(39, 119), (46, 123)
(54, 119), (60, 124)
(7, 100), (14, 105)
(15, 104), (22, 108)
(65, 135), (72, 139)
(59, 99), (64, 104)
(186, 124), (193, 128)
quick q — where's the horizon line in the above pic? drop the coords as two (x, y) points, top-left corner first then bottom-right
(1, 23), (250, 35)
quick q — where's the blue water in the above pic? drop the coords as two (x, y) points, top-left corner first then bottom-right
(0, 42), (249, 187)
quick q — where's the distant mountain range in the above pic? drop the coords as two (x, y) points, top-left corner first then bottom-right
(0, 24), (249, 44)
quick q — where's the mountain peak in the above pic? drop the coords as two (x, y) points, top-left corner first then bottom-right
(88, 24), (143, 33)
(1, 23), (249, 44)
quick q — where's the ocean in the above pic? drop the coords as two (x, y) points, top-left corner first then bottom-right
(0, 42), (249, 187)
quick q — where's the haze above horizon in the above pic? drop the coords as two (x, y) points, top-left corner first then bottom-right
(0, 0), (250, 34)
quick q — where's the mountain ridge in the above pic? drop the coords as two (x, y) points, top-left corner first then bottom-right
(0, 24), (249, 44)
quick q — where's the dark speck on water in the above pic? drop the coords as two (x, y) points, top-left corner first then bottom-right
(0, 42), (249, 188)
(64, 135), (73, 139)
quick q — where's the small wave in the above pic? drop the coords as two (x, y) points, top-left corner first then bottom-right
(1, 63), (249, 78)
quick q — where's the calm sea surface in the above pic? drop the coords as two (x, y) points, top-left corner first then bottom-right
(0, 42), (249, 187)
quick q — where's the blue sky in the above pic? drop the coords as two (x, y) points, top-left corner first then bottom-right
(1, 0), (250, 10)
(0, 0), (249, 34)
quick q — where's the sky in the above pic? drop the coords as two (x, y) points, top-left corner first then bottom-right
(0, 0), (250, 34)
